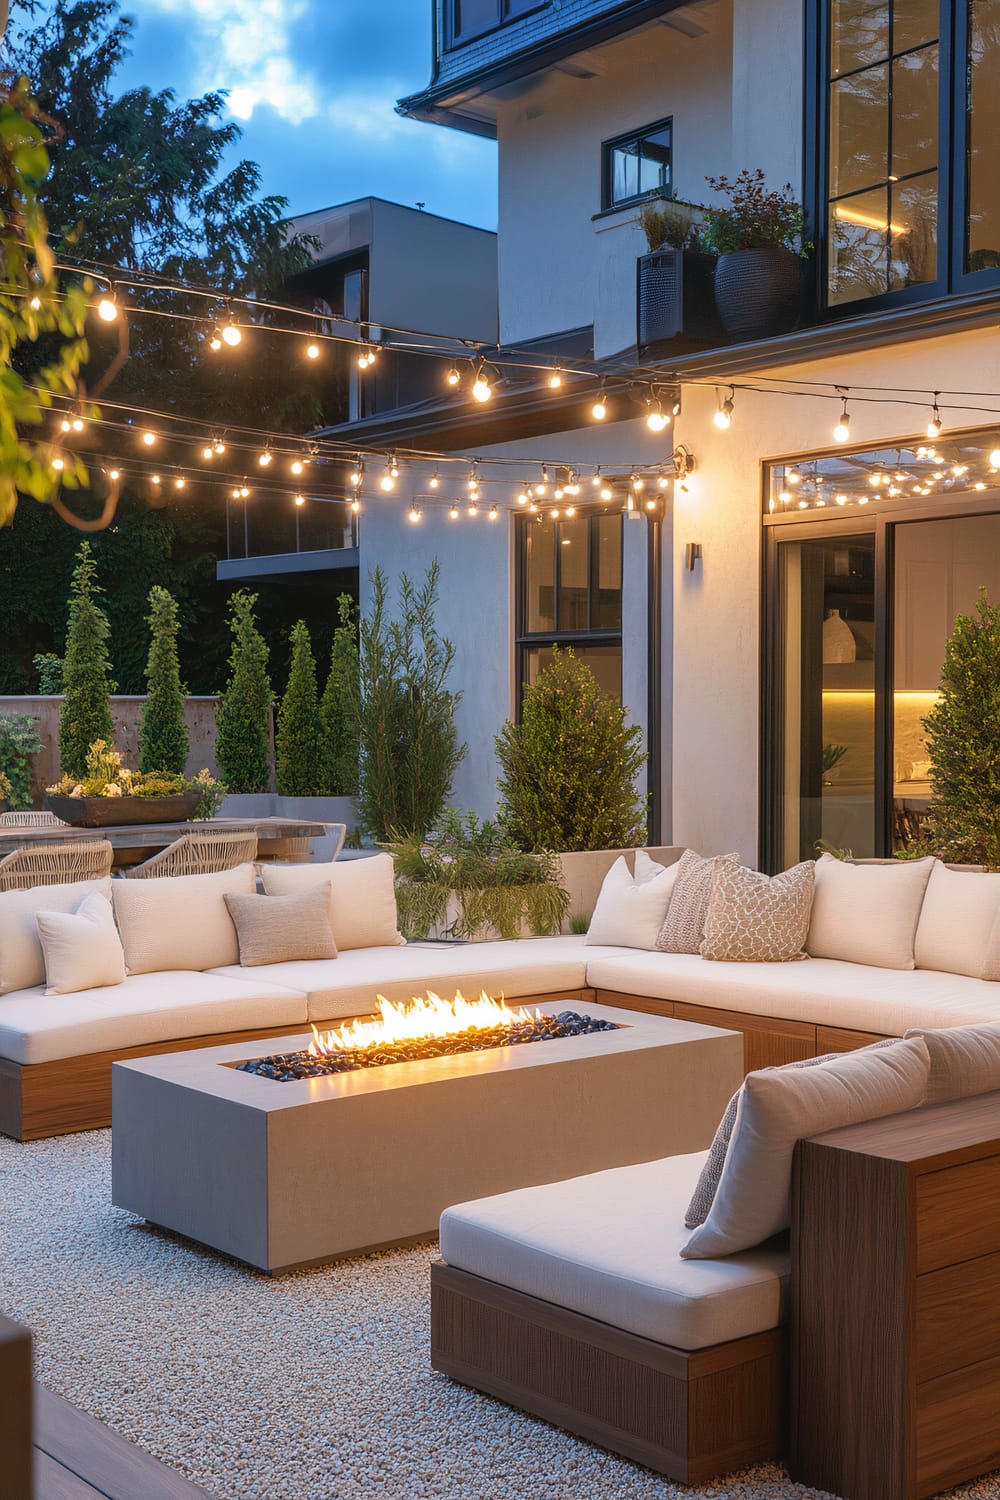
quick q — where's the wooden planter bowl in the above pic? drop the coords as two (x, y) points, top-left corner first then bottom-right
(44, 792), (202, 827)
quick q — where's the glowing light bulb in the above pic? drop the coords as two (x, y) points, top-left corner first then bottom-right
(446, 366), (461, 387)
(548, 370), (562, 389)
(472, 373), (492, 402)
(591, 395), (607, 420)
(202, 446), (214, 460)
(142, 430), (156, 446)
(990, 449), (1000, 468)
(350, 498), (361, 513)
(72, 417), (84, 432)
(467, 503), (478, 517)
(221, 323), (242, 347)
(306, 343), (320, 360)
(713, 397), (734, 430)
(408, 505), (422, 524)
(517, 490), (529, 505)
(290, 460), (304, 476)
(52, 457), (65, 471)
(240, 485), (249, 498)
(488, 506), (499, 521)
(109, 468), (120, 480)
(209, 333), (222, 352)
(60, 418), (71, 433)
(97, 295), (118, 322)
(258, 451), (272, 468)
(28, 295), (41, 311)
(350, 468), (362, 486)
(833, 413), (851, 443)
(565, 505), (576, 517)
(600, 484), (613, 500)
(646, 407), (669, 433)
(926, 397), (943, 439)
(174, 478), (186, 490)
(215, 441), (226, 455)
(295, 494), (305, 506)
(151, 473), (161, 484)
(380, 474), (394, 492)
(429, 471), (440, 489)
(232, 487), (241, 499)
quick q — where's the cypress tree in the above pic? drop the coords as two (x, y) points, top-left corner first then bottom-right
(215, 591), (272, 794)
(59, 541), (115, 779)
(924, 588), (1000, 867)
(319, 593), (360, 796)
(139, 586), (189, 774)
(495, 647), (647, 852)
(275, 620), (324, 796)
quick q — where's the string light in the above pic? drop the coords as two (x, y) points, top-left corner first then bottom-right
(390, 455), (400, 478)
(446, 365), (461, 387)
(96, 293), (118, 322)
(28, 295), (41, 311)
(209, 330), (223, 352)
(429, 468), (440, 489)
(350, 497), (361, 513)
(488, 506), (499, 521)
(290, 459), (304, 476)
(646, 397), (670, 434)
(258, 449), (273, 468)
(990, 449), (1000, 468)
(357, 342), (378, 369)
(467, 463), (479, 493)
(467, 502), (478, 517)
(408, 504), (422, 523)
(174, 477), (186, 490)
(202, 445), (214, 460)
(109, 468), (120, 480)
(926, 394), (944, 439)
(833, 394), (851, 444)
(305, 343), (320, 360)
(517, 487), (529, 504)
(350, 461), (363, 486)
(142, 430), (156, 446)
(380, 462), (395, 492)
(564, 505), (576, 517)
(240, 484), (250, 498)
(591, 386), (607, 421)
(548, 369), (563, 389)
(151, 473), (161, 485)
(714, 386), (735, 430)
(221, 320), (242, 347)
(60, 418), (71, 432)
(449, 504), (460, 520)
(600, 483), (613, 500)
(471, 361), (492, 403)
(214, 440), (226, 455)
(51, 457), (65, 471)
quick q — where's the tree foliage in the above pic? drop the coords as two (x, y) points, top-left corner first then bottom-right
(215, 590), (272, 794)
(357, 563), (465, 840)
(320, 593), (360, 797)
(275, 619), (324, 797)
(139, 584), (188, 774)
(495, 648), (647, 852)
(924, 589), (1000, 867)
(59, 538), (114, 777)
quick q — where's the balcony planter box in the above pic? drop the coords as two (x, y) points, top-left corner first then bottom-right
(637, 249), (723, 351)
(714, 246), (803, 341)
(44, 792), (202, 827)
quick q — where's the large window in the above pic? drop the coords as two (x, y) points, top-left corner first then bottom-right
(447, 0), (544, 46)
(763, 427), (1000, 868)
(817, 0), (1000, 310)
(601, 118), (673, 212)
(517, 512), (623, 703)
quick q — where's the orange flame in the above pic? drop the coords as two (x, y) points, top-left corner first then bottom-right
(307, 990), (537, 1057)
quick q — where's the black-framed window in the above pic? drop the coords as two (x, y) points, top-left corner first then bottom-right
(447, 0), (545, 47)
(810, 0), (1000, 313)
(601, 118), (673, 212)
(516, 512), (623, 706)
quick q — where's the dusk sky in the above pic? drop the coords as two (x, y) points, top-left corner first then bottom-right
(95, 0), (497, 229)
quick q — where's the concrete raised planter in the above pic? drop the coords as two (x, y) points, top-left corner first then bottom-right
(557, 846), (684, 931)
(219, 793), (357, 861)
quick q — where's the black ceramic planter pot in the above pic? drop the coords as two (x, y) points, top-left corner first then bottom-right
(714, 246), (803, 342)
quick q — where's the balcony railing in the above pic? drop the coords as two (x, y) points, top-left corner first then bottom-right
(225, 495), (358, 561)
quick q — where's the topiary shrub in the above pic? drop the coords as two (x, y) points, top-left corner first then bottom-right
(275, 620), (325, 796)
(139, 585), (189, 775)
(357, 563), (465, 839)
(320, 593), (360, 796)
(215, 591), (273, 794)
(59, 541), (115, 780)
(924, 588), (1000, 866)
(495, 647), (647, 852)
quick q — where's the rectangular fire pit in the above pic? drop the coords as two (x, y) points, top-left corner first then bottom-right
(112, 1001), (741, 1273)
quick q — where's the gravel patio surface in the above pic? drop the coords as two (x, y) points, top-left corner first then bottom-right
(2, 1130), (999, 1500)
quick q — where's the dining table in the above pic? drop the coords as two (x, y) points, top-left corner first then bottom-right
(0, 817), (329, 869)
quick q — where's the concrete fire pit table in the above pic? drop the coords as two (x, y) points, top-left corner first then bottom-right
(111, 1002), (741, 1273)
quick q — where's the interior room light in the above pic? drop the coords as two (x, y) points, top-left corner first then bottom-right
(713, 387), (735, 430)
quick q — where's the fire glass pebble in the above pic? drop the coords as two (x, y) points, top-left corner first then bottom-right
(237, 1010), (620, 1081)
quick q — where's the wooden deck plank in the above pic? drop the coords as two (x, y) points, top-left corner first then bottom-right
(35, 1449), (106, 1500)
(34, 1385), (214, 1500)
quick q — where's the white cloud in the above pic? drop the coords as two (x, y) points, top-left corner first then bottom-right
(141, 0), (321, 123)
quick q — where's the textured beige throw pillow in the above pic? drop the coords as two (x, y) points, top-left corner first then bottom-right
(681, 1037), (930, 1259)
(655, 849), (739, 954)
(700, 860), (815, 963)
(35, 890), (125, 995)
(224, 884), (338, 967)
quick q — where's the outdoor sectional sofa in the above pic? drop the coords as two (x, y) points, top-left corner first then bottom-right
(3, 847), (1000, 1140)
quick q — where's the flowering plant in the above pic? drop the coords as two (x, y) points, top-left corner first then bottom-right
(47, 740), (225, 818)
(702, 170), (807, 255)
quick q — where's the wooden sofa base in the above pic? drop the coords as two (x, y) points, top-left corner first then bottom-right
(431, 1261), (786, 1484)
(0, 987), (594, 1142)
(593, 989), (892, 1074)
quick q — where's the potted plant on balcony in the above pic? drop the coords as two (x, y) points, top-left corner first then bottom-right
(702, 169), (807, 341)
(46, 739), (224, 826)
(636, 201), (722, 351)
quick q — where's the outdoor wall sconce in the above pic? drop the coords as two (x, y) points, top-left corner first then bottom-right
(685, 542), (703, 571)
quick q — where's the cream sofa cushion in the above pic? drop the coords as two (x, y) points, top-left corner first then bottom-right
(700, 861), (814, 963)
(914, 861), (1000, 980)
(682, 1036), (930, 1259)
(0, 969), (307, 1066)
(807, 853), (935, 970)
(35, 891), (125, 995)
(260, 853), (404, 951)
(0, 877), (113, 995)
(112, 863), (255, 975)
(224, 885), (337, 967)
(440, 1153), (789, 1352)
(586, 853), (679, 949)
(904, 1022), (1000, 1105)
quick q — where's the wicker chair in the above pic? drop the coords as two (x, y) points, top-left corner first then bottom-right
(0, 839), (114, 891)
(0, 810), (68, 827)
(124, 829), (258, 879)
(262, 822), (347, 864)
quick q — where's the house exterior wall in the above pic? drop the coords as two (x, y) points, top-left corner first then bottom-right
(368, 201), (498, 342)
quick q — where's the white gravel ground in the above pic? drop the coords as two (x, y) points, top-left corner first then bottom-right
(1, 1130), (998, 1500)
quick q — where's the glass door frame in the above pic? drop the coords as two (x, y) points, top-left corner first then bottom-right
(762, 489), (1000, 870)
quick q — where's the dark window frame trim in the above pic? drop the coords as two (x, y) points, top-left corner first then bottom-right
(805, 0), (1000, 322)
(444, 0), (547, 52)
(600, 114), (674, 213)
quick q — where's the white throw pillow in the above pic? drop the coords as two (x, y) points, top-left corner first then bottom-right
(260, 852), (405, 951)
(585, 853), (679, 949)
(806, 853), (935, 970)
(904, 1023), (1000, 1105)
(35, 891), (125, 995)
(112, 863), (256, 975)
(0, 877), (113, 995)
(681, 1036), (930, 1259)
(914, 861), (1000, 980)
